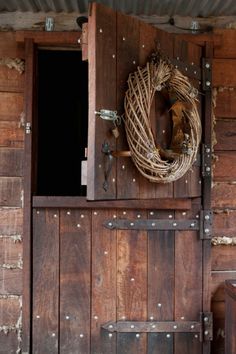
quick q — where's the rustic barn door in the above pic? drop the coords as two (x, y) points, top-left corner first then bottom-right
(30, 3), (213, 354)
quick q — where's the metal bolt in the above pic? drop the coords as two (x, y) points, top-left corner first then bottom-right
(78, 38), (81, 44)
(132, 178), (136, 182)
(67, 211), (71, 215)
(191, 325), (195, 329)
(177, 56), (180, 60)
(123, 37), (126, 41)
(65, 315), (70, 320)
(51, 333), (56, 337)
(157, 303), (162, 308)
(152, 324), (156, 328)
(204, 317), (208, 322)
(131, 325), (135, 329)
(206, 148), (211, 153)
(104, 251), (108, 255)
(173, 222), (177, 227)
(205, 63), (210, 69)
(99, 28), (103, 33)
(204, 215), (210, 220)
(150, 211), (154, 216)
(142, 44), (145, 48)
(94, 316), (98, 320)
(162, 130), (165, 134)
(191, 62), (194, 65)
(123, 211), (127, 215)
(198, 180), (202, 184)
(195, 334), (198, 338)
(136, 334), (140, 338)
(169, 214), (173, 219)
(190, 223), (195, 227)
(173, 325), (177, 329)
(77, 224), (81, 228)
(206, 81), (211, 87)
(196, 214), (199, 218)
(151, 223), (156, 227)
(36, 315), (40, 319)
(109, 333), (113, 338)
(112, 178), (116, 183)
(81, 214), (84, 218)
(204, 330), (209, 336)
(185, 67), (188, 71)
(150, 316), (154, 320)
(112, 54), (116, 59)
(80, 334), (84, 338)
(182, 212), (186, 216)
(54, 214), (57, 218)
(122, 165), (125, 170)
(137, 214), (141, 218)
(109, 325), (113, 329)
(130, 222), (134, 226)
(181, 316), (185, 320)
(185, 180), (188, 184)
(206, 166), (211, 172)
(94, 211), (98, 215)
(166, 334), (171, 338)
(133, 60), (136, 65)
(194, 71), (197, 75)
(113, 215), (117, 219)
(130, 278), (135, 282)
(108, 222), (113, 227)
(36, 210), (40, 214)
(205, 228), (210, 234)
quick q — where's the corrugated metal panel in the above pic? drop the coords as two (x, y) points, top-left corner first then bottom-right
(0, 0), (236, 16)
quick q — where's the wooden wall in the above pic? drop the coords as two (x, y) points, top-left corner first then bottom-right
(211, 29), (236, 354)
(0, 33), (24, 352)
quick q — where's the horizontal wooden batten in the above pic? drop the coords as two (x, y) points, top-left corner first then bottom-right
(213, 59), (236, 87)
(214, 152), (236, 181)
(32, 196), (192, 210)
(214, 119), (236, 150)
(16, 31), (82, 47)
(215, 90), (236, 118)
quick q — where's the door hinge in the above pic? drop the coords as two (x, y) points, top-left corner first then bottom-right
(102, 312), (213, 342)
(202, 144), (212, 178)
(25, 122), (31, 134)
(202, 58), (212, 91)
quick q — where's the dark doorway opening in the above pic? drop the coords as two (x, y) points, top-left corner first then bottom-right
(36, 50), (88, 196)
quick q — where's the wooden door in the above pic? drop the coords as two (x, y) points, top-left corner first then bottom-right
(30, 3), (213, 354)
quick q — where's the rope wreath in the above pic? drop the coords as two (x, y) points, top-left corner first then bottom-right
(124, 55), (201, 183)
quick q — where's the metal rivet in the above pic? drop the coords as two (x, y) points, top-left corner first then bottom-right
(99, 164), (102, 168)
(205, 63), (210, 69)
(36, 210), (40, 214)
(177, 56), (180, 60)
(109, 333), (113, 338)
(94, 211), (98, 215)
(136, 334), (140, 338)
(131, 325), (135, 329)
(108, 222), (113, 227)
(81, 214), (84, 218)
(204, 215), (210, 220)
(162, 130), (165, 134)
(191, 325), (195, 329)
(191, 62), (194, 65)
(104, 251), (108, 255)
(51, 333), (56, 337)
(185, 180), (188, 184)
(122, 165), (125, 170)
(122, 37), (126, 41)
(80, 334), (84, 338)
(137, 214), (141, 218)
(67, 211), (71, 215)
(195, 334), (198, 338)
(54, 214), (57, 218)
(198, 180), (202, 184)
(157, 303), (162, 308)
(150, 211), (154, 216)
(113, 215), (117, 219)
(65, 315), (70, 320)
(109, 325), (113, 329)
(130, 222), (134, 226)
(36, 315), (40, 319)
(204, 317), (208, 322)
(77, 224), (81, 228)
(205, 228), (210, 233)
(122, 316), (126, 320)
(181, 316), (185, 320)
(99, 28), (103, 33)
(130, 278), (135, 282)
(112, 178), (116, 183)
(169, 215), (173, 219)
(123, 211), (126, 215)
(133, 60), (136, 64)
(94, 316), (98, 320)
(204, 330), (209, 335)
(185, 67), (188, 71)
(190, 223), (195, 227)
(196, 214), (199, 218)
(206, 81), (211, 87)
(206, 148), (211, 153)
(150, 316), (154, 320)
(142, 44), (145, 48)
(173, 325), (177, 329)
(78, 38), (81, 44)
(151, 223), (156, 227)
(152, 324), (156, 328)
(206, 166), (211, 172)
(194, 71), (197, 75)
(173, 222), (177, 227)
(132, 178), (136, 182)
(182, 212), (186, 216)
(112, 54), (116, 59)
(166, 334), (171, 338)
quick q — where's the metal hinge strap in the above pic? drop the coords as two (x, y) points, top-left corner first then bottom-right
(202, 58), (212, 91)
(202, 144), (212, 178)
(104, 219), (199, 231)
(200, 210), (213, 239)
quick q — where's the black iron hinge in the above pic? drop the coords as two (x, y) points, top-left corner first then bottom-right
(202, 144), (212, 178)
(202, 58), (212, 91)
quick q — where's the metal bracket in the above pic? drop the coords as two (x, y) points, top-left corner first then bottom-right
(101, 142), (114, 192)
(25, 122), (31, 134)
(104, 219), (199, 231)
(102, 312), (213, 342)
(202, 58), (212, 91)
(200, 210), (213, 239)
(202, 144), (212, 178)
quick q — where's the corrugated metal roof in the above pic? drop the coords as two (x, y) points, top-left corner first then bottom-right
(0, 0), (236, 17)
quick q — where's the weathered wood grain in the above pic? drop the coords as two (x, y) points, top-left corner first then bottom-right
(0, 208), (23, 235)
(117, 210), (147, 354)
(0, 297), (21, 325)
(214, 152), (236, 181)
(0, 332), (19, 353)
(116, 11), (140, 199)
(0, 177), (22, 207)
(0, 238), (22, 265)
(16, 31), (81, 46)
(91, 209), (117, 354)
(212, 183), (236, 209)
(0, 66), (24, 92)
(0, 32), (24, 58)
(148, 210), (174, 354)
(214, 119), (236, 150)
(0, 269), (22, 295)
(215, 90), (236, 118)
(87, 2), (116, 200)
(60, 209), (91, 354)
(0, 121), (24, 148)
(0, 92), (23, 121)
(213, 59), (236, 87)
(225, 281), (236, 354)
(212, 246), (236, 271)
(211, 271), (236, 301)
(214, 29), (236, 59)
(0, 148), (23, 176)
(32, 209), (59, 354)
(213, 210), (236, 237)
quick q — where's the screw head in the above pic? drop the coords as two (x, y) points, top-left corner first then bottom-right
(131, 325), (135, 329)
(166, 334), (171, 338)
(108, 222), (113, 227)
(204, 330), (209, 335)
(205, 63), (210, 69)
(204, 317), (208, 322)
(136, 334), (140, 338)
(204, 215), (210, 220)
(205, 228), (210, 233)
(157, 303), (162, 308)
(173, 222), (177, 227)
(206, 166), (211, 172)
(206, 80), (211, 87)
(191, 325), (195, 329)
(80, 333), (84, 338)
(173, 325), (177, 329)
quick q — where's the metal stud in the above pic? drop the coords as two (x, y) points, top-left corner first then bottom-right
(150, 211), (154, 216)
(112, 54), (116, 59)
(142, 44), (145, 48)
(122, 165), (125, 170)
(206, 166), (211, 172)
(36, 210), (40, 214)
(173, 222), (177, 227)
(93, 211), (98, 215)
(181, 316), (185, 320)
(204, 228), (210, 234)
(157, 303), (162, 308)
(206, 147), (211, 153)
(175, 65), (178, 69)
(122, 37), (126, 41)
(109, 324), (113, 329)
(204, 330), (209, 335)
(204, 317), (208, 322)
(177, 56), (180, 60)
(112, 178), (116, 183)
(51, 333), (56, 337)
(137, 214), (141, 218)
(36, 315), (40, 319)
(80, 334), (84, 338)
(182, 211), (186, 216)
(109, 333), (113, 338)
(99, 28), (103, 33)
(150, 316), (154, 320)
(185, 67), (188, 71)
(132, 178), (136, 182)
(205, 63), (210, 69)
(173, 325), (177, 329)
(130, 222), (134, 226)
(191, 325), (195, 329)
(99, 164), (102, 168)
(67, 211), (71, 215)
(94, 315), (98, 320)
(136, 334), (140, 338)
(194, 71), (197, 75)
(81, 214), (84, 218)
(169, 215), (173, 219)
(133, 60), (136, 65)
(152, 324), (156, 328)
(185, 180), (188, 184)
(113, 214), (117, 219)
(162, 130), (165, 134)
(166, 334), (171, 338)
(123, 211), (127, 215)
(191, 62), (194, 65)
(130, 278), (135, 282)
(131, 325), (135, 329)
(65, 315), (70, 320)
(77, 224), (81, 228)
(104, 251), (108, 255)
(78, 38), (81, 44)
(195, 334), (198, 339)
(196, 214), (199, 219)
(54, 214), (57, 218)
(190, 223), (195, 227)
(151, 223), (156, 227)
(108, 222), (113, 227)
(206, 81), (211, 87)
(198, 180), (202, 184)
(204, 215), (210, 220)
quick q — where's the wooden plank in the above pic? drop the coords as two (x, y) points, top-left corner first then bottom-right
(91, 209), (116, 354)
(0, 269), (22, 295)
(0, 66), (24, 92)
(212, 246), (236, 271)
(0, 332), (19, 353)
(225, 281), (236, 354)
(0, 297), (21, 325)
(212, 183), (236, 209)
(175, 205), (202, 353)
(117, 210), (147, 354)
(0, 177), (22, 207)
(16, 31), (81, 46)
(213, 59), (236, 87)
(211, 271), (236, 302)
(33, 196), (191, 210)
(211, 316), (225, 354)
(0, 121), (24, 148)
(213, 210), (236, 237)
(214, 119), (236, 150)
(147, 210), (174, 354)
(0, 208), (23, 235)
(116, 10), (140, 199)
(0, 32), (24, 58)
(0, 148), (23, 176)
(60, 209), (91, 354)
(32, 208), (59, 354)
(214, 152), (236, 181)
(87, 3), (117, 200)
(215, 90), (236, 118)
(0, 238), (22, 265)
(214, 29), (236, 59)
(0, 93), (24, 121)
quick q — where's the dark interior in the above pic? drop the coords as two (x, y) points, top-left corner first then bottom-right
(36, 49), (88, 196)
